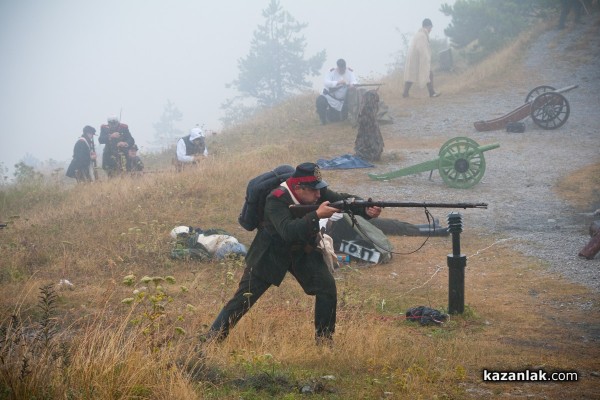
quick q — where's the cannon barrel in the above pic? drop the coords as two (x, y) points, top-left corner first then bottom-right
(476, 84), (577, 131)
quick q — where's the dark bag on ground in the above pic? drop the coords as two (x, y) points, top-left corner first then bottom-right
(506, 121), (525, 133)
(170, 228), (212, 261)
(170, 226), (247, 260)
(238, 165), (295, 231)
(405, 306), (449, 325)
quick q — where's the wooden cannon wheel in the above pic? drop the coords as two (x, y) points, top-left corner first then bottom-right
(525, 85), (556, 103)
(437, 137), (486, 189)
(530, 92), (570, 130)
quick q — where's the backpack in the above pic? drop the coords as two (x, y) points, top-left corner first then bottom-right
(238, 165), (295, 231)
(170, 228), (212, 261)
(405, 306), (449, 325)
(169, 226), (247, 260)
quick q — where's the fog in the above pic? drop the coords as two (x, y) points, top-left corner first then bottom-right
(0, 0), (453, 174)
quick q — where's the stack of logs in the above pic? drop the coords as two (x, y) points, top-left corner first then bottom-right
(578, 220), (600, 260)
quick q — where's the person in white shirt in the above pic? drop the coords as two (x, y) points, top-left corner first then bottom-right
(176, 127), (208, 168)
(316, 58), (358, 125)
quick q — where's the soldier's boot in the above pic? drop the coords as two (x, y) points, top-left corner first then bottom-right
(402, 81), (412, 98)
(318, 112), (327, 125)
(415, 218), (449, 237)
(427, 82), (441, 97)
(316, 96), (329, 125)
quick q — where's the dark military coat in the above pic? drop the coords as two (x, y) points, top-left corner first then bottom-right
(126, 155), (144, 172)
(245, 186), (367, 286)
(98, 123), (135, 171)
(65, 136), (93, 181)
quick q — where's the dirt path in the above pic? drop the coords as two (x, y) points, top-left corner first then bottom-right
(353, 19), (600, 291)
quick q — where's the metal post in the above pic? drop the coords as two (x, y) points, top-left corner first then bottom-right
(447, 212), (466, 314)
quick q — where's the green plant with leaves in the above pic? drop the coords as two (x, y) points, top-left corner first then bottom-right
(13, 161), (43, 184)
(0, 162), (8, 186)
(122, 274), (193, 349)
(0, 284), (69, 399)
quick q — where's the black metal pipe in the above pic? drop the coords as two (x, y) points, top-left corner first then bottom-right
(447, 212), (465, 314)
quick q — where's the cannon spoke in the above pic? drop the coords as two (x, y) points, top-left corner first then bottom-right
(525, 85), (556, 103)
(438, 137), (480, 156)
(531, 92), (570, 130)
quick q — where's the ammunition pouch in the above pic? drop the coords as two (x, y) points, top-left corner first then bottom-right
(290, 243), (315, 254)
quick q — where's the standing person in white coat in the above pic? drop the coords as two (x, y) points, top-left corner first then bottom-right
(403, 18), (440, 98)
(315, 58), (358, 124)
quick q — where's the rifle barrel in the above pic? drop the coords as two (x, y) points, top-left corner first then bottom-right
(289, 201), (488, 217)
(357, 201), (488, 209)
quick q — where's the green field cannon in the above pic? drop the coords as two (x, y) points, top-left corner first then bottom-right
(368, 137), (500, 189)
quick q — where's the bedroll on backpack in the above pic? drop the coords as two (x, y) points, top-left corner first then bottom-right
(238, 165), (295, 231)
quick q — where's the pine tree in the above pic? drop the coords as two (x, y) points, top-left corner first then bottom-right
(221, 0), (326, 126)
(151, 100), (184, 150)
(441, 0), (559, 63)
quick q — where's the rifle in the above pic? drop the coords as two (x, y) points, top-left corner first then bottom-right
(326, 83), (383, 95)
(352, 83), (384, 88)
(90, 136), (99, 181)
(289, 198), (487, 218)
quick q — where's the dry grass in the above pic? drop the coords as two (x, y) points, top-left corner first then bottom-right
(1, 19), (599, 400)
(555, 162), (600, 210)
(380, 21), (550, 110)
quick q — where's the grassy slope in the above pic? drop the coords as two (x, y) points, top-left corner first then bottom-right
(1, 20), (599, 400)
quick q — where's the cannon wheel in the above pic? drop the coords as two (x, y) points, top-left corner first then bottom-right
(525, 85), (556, 103)
(438, 136), (480, 157)
(437, 137), (486, 189)
(530, 92), (570, 130)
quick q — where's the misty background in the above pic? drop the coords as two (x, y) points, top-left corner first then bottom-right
(0, 0), (453, 175)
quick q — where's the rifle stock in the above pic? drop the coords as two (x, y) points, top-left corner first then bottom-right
(289, 199), (487, 218)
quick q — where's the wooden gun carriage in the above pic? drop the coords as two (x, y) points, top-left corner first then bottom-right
(474, 84), (578, 131)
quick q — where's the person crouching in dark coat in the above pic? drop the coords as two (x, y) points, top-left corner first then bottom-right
(126, 144), (144, 174)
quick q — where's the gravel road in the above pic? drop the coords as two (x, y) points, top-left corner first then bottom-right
(358, 19), (600, 292)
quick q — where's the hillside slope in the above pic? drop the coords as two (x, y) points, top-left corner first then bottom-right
(338, 16), (600, 291)
(1, 14), (599, 400)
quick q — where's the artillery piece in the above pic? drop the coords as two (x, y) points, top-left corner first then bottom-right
(474, 84), (578, 132)
(368, 137), (500, 189)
